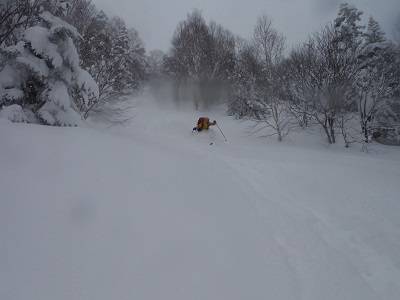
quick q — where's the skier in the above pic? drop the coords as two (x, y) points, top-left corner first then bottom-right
(193, 117), (217, 132)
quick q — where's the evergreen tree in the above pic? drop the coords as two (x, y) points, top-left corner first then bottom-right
(334, 3), (364, 50)
(0, 7), (98, 125)
(357, 16), (394, 141)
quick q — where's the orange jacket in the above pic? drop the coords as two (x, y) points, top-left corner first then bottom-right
(196, 117), (216, 131)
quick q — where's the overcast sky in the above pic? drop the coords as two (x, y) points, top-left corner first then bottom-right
(90, 0), (399, 52)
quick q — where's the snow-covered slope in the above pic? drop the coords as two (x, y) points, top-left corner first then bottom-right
(1, 97), (400, 300)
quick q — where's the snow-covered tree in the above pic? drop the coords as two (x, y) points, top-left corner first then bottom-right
(286, 42), (317, 129)
(164, 10), (235, 109)
(62, 0), (95, 33)
(0, 9), (98, 125)
(228, 38), (260, 118)
(286, 4), (364, 145)
(126, 27), (148, 91)
(241, 14), (292, 142)
(285, 5), (399, 146)
(1, 0), (149, 124)
(334, 3), (364, 49)
(0, 0), (42, 48)
(147, 49), (166, 84)
(228, 14), (297, 142)
(286, 25), (354, 144)
(324, 3), (365, 144)
(77, 14), (147, 118)
(356, 16), (396, 141)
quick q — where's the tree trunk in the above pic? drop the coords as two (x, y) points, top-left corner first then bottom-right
(273, 105), (283, 142)
(323, 125), (333, 144)
(328, 116), (335, 143)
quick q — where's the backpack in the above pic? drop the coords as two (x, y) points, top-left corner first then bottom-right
(197, 117), (205, 125)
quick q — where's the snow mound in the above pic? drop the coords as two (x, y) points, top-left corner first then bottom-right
(0, 104), (30, 123)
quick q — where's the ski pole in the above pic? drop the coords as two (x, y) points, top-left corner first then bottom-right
(216, 124), (227, 141)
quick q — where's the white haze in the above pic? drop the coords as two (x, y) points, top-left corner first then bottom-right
(90, 0), (400, 51)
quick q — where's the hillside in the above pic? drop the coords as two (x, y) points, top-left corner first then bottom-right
(1, 97), (400, 300)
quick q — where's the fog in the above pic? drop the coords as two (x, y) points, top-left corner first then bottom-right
(91, 0), (399, 52)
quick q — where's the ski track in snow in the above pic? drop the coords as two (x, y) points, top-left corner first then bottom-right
(209, 145), (400, 299)
(131, 99), (400, 299)
(179, 143), (379, 299)
(221, 157), (382, 299)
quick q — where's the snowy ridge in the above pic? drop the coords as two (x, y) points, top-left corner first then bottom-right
(1, 97), (400, 299)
